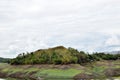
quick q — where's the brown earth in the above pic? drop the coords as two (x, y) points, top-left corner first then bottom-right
(73, 73), (95, 80)
(104, 68), (120, 77)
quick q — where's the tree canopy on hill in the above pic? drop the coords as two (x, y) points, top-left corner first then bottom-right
(0, 57), (10, 63)
(10, 46), (120, 65)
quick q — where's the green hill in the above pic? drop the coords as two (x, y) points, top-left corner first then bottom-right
(10, 46), (87, 65)
(10, 46), (120, 65)
(0, 57), (10, 63)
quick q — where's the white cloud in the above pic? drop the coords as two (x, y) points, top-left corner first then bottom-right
(0, 0), (120, 58)
(105, 35), (120, 46)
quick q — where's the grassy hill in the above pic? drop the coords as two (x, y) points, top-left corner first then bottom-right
(10, 46), (120, 65)
(10, 46), (81, 65)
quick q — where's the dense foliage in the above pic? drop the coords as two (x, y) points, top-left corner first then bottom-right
(0, 57), (10, 63)
(10, 46), (120, 65)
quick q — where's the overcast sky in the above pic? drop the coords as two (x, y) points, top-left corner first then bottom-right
(0, 0), (120, 58)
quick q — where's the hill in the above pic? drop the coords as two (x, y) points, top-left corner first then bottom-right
(0, 57), (10, 63)
(10, 46), (87, 65)
(10, 46), (120, 65)
(109, 51), (120, 54)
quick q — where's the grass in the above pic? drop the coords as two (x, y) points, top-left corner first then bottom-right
(0, 63), (82, 78)
(6, 78), (17, 80)
(24, 68), (40, 74)
(92, 66), (107, 73)
(2, 68), (24, 75)
(0, 60), (120, 79)
(35, 68), (82, 78)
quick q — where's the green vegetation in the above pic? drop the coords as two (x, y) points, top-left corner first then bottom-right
(0, 46), (120, 79)
(0, 57), (10, 63)
(10, 46), (120, 65)
(0, 60), (120, 79)
(35, 69), (82, 78)
(0, 63), (83, 79)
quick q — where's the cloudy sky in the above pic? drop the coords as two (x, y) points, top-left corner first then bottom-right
(0, 0), (120, 58)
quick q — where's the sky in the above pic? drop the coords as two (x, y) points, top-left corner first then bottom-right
(0, 0), (120, 58)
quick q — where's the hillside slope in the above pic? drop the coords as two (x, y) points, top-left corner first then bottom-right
(0, 57), (10, 63)
(10, 46), (82, 65)
(10, 46), (120, 65)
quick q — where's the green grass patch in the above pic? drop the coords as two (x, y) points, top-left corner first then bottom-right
(0, 63), (12, 69)
(24, 68), (40, 74)
(36, 68), (82, 78)
(114, 65), (120, 68)
(92, 66), (107, 73)
(2, 68), (23, 74)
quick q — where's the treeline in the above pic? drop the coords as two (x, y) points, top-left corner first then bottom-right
(10, 46), (120, 65)
(0, 57), (10, 63)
